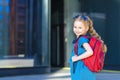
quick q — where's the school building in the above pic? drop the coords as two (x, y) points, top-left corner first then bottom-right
(0, 0), (119, 76)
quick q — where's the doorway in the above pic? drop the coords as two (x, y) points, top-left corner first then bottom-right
(51, 0), (64, 67)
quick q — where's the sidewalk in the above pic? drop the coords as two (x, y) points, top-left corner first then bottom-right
(0, 68), (120, 80)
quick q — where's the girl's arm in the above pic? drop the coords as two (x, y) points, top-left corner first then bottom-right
(72, 43), (93, 62)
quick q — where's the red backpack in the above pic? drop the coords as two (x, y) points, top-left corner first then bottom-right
(75, 36), (105, 72)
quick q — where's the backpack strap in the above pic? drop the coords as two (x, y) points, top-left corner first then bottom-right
(74, 37), (79, 55)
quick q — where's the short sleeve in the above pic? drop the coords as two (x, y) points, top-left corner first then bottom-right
(78, 37), (89, 46)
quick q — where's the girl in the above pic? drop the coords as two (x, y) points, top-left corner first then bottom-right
(69, 15), (107, 80)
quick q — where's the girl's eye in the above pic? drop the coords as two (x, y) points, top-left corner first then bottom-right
(79, 27), (82, 29)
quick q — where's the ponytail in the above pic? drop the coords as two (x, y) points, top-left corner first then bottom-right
(87, 17), (107, 53)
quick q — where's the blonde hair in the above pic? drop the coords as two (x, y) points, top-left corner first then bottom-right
(74, 15), (107, 53)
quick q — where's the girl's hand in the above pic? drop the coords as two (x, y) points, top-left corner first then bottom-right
(72, 55), (79, 62)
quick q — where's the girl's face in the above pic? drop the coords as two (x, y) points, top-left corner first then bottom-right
(73, 20), (88, 38)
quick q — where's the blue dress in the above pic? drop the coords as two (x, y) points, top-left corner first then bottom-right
(69, 36), (96, 80)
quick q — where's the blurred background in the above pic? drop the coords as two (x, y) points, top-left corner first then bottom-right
(0, 0), (119, 76)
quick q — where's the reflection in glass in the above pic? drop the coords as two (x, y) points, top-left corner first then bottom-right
(0, 0), (50, 68)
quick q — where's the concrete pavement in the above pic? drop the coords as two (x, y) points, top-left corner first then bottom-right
(0, 68), (120, 80)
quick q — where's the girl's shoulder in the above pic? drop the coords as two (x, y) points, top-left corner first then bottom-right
(78, 36), (89, 45)
(79, 36), (89, 41)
